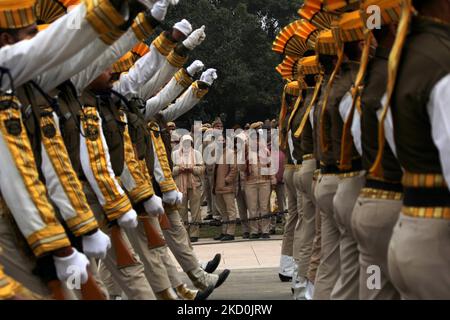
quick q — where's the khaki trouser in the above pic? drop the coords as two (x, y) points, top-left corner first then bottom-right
(313, 174), (340, 300)
(275, 183), (286, 213)
(270, 183), (286, 231)
(179, 188), (202, 238)
(0, 212), (50, 298)
(236, 188), (249, 234)
(215, 193), (237, 235)
(292, 168), (303, 261)
(244, 182), (271, 235)
(163, 207), (200, 273)
(98, 262), (123, 298)
(206, 172), (220, 217)
(307, 172), (322, 283)
(351, 195), (401, 300)
(125, 215), (182, 294)
(82, 182), (155, 300)
(388, 213), (450, 300)
(330, 173), (365, 300)
(201, 176), (209, 205)
(281, 167), (300, 255)
(296, 159), (317, 278)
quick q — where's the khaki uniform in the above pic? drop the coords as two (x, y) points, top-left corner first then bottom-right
(307, 170), (322, 284)
(83, 182), (155, 300)
(179, 188), (203, 237)
(281, 166), (301, 255)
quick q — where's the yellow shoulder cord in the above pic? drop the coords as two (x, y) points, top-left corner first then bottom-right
(370, 0), (412, 177)
(339, 30), (373, 171)
(319, 44), (345, 153)
(294, 74), (324, 139)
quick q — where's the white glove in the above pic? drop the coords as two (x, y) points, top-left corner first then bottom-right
(82, 230), (111, 260)
(150, 0), (170, 21)
(173, 19), (192, 37)
(144, 195), (165, 216)
(117, 209), (138, 229)
(186, 60), (205, 77)
(53, 248), (90, 284)
(175, 191), (183, 206)
(182, 26), (206, 50)
(200, 68), (218, 86)
(162, 190), (178, 205)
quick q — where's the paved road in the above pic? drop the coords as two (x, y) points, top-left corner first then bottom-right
(180, 267), (293, 300)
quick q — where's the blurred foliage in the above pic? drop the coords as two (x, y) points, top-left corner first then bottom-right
(161, 0), (303, 127)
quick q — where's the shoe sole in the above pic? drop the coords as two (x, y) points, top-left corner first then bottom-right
(194, 284), (215, 300)
(204, 254), (221, 273)
(215, 269), (231, 289)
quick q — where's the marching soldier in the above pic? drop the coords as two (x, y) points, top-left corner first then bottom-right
(375, 0), (450, 299)
(140, 68), (232, 291)
(278, 82), (302, 282)
(348, 0), (403, 300)
(326, 10), (365, 300)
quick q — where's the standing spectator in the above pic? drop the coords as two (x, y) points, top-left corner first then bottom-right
(213, 135), (238, 241)
(203, 128), (219, 221)
(173, 135), (205, 243)
(240, 122), (277, 239)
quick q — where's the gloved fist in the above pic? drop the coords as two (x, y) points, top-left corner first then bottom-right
(173, 19), (192, 37)
(82, 230), (111, 260)
(175, 191), (183, 206)
(200, 68), (218, 86)
(182, 26), (206, 50)
(53, 248), (90, 284)
(150, 0), (170, 21)
(162, 190), (178, 205)
(186, 60), (205, 77)
(117, 209), (138, 229)
(144, 195), (165, 216)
